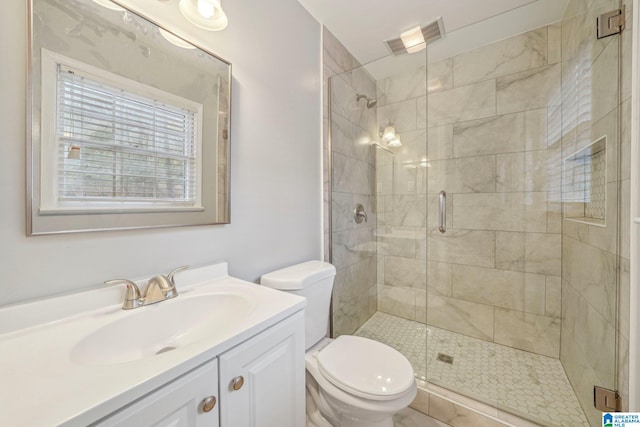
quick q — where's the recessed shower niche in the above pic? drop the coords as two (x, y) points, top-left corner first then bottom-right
(564, 136), (607, 226)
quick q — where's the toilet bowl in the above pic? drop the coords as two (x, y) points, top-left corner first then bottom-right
(305, 337), (417, 427)
(260, 261), (417, 427)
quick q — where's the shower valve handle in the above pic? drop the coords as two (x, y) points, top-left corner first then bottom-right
(354, 204), (367, 224)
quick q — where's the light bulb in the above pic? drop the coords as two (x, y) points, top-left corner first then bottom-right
(179, 0), (228, 31)
(381, 126), (396, 141)
(197, 0), (215, 18)
(388, 137), (402, 148)
(400, 26), (426, 54)
(159, 28), (196, 50)
(91, 0), (124, 11)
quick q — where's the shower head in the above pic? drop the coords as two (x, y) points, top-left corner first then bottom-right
(356, 93), (377, 109)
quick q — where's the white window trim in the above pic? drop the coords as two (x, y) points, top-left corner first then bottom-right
(40, 48), (204, 214)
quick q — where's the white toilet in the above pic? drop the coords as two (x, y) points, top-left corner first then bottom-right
(261, 261), (417, 427)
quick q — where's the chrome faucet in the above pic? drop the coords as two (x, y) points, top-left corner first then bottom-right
(105, 266), (189, 310)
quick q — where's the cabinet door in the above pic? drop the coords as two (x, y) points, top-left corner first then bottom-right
(93, 359), (219, 427)
(219, 311), (305, 427)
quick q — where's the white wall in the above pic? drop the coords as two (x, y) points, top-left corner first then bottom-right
(0, 0), (322, 306)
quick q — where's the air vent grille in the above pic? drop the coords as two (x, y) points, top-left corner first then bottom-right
(385, 17), (445, 56)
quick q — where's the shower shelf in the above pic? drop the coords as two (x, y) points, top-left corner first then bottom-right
(563, 136), (607, 227)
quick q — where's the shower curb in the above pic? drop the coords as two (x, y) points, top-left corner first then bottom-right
(411, 380), (543, 427)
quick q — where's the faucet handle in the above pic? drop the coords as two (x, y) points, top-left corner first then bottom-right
(105, 279), (143, 310)
(166, 265), (189, 285)
(147, 266), (188, 302)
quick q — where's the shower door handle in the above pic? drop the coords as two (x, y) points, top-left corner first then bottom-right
(438, 191), (446, 233)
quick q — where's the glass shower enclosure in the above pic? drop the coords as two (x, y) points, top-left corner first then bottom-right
(327, 1), (625, 425)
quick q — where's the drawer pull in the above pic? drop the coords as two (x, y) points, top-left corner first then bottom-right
(202, 396), (217, 412)
(231, 376), (244, 391)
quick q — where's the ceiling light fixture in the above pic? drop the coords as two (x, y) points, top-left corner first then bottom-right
(387, 136), (402, 148)
(197, 0), (215, 18)
(179, 0), (228, 31)
(420, 156), (431, 168)
(91, 0), (125, 11)
(381, 126), (397, 142)
(385, 17), (445, 56)
(159, 28), (197, 50)
(381, 126), (402, 148)
(400, 26), (426, 54)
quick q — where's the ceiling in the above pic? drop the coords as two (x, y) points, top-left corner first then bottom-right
(296, 0), (569, 69)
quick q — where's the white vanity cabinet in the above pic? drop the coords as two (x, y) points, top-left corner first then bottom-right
(93, 359), (219, 427)
(92, 311), (305, 427)
(0, 263), (307, 427)
(219, 310), (305, 427)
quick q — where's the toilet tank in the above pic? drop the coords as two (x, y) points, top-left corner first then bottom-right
(260, 261), (336, 350)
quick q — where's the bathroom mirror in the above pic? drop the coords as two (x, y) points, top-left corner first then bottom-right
(27, 0), (231, 235)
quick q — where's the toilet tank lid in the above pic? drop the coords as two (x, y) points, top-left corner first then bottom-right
(260, 261), (336, 290)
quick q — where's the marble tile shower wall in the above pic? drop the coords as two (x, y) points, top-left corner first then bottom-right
(559, 0), (631, 425)
(376, 26), (564, 359)
(323, 27), (378, 336)
(321, 3), (631, 425)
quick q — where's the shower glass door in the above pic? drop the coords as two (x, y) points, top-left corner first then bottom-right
(424, 0), (623, 425)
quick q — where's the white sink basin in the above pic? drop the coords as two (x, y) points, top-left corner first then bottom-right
(0, 262), (307, 427)
(71, 293), (252, 365)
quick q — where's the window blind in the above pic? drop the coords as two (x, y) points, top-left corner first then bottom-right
(56, 65), (198, 205)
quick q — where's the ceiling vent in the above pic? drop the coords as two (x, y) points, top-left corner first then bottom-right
(384, 17), (445, 56)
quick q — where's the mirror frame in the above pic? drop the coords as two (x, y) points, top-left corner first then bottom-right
(26, 0), (232, 235)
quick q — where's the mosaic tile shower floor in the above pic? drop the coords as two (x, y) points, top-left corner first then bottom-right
(355, 312), (589, 427)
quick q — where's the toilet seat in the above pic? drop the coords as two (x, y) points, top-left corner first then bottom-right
(316, 335), (414, 401)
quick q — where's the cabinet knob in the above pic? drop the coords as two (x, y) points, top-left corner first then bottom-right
(202, 396), (217, 412)
(231, 376), (244, 391)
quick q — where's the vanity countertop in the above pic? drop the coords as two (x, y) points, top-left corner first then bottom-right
(0, 262), (305, 427)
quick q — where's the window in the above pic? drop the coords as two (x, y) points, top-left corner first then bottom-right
(29, 1), (232, 235)
(40, 50), (203, 213)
